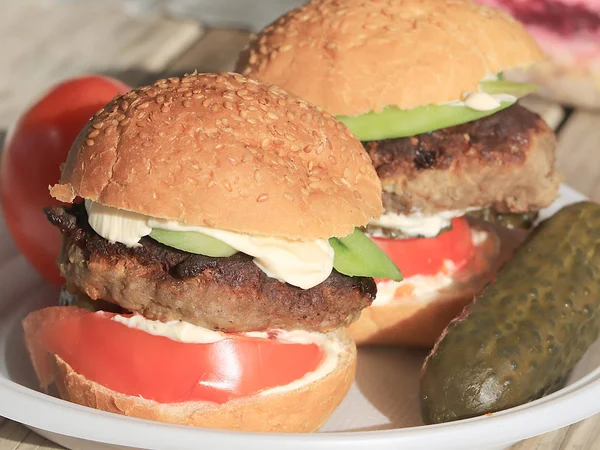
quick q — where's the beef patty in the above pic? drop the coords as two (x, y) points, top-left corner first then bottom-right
(365, 104), (561, 215)
(46, 205), (376, 332)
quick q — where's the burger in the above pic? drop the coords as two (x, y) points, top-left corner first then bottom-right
(236, 0), (562, 347)
(22, 72), (401, 431)
(477, 0), (600, 109)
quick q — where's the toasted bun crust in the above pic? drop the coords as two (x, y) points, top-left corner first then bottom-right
(50, 72), (382, 240)
(506, 62), (600, 110)
(236, 0), (545, 116)
(26, 327), (356, 432)
(348, 221), (525, 347)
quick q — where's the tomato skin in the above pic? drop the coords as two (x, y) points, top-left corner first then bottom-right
(0, 76), (129, 286)
(24, 307), (324, 404)
(372, 217), (475, 278)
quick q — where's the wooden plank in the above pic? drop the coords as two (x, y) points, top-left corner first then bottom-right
(561, 414), (600, 450)
(158, 28), (251, 77)
(554, 111), (600, 202)
(0, 420), (30, 450)
(0, 0), (202, 128)
(15, 430), (62, 450)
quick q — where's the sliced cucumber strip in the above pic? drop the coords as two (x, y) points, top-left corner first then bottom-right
(149, 228), (238, 257)
(479, 80), (538, 97)
(329, 228), (402, 281)
(337, 80), (538, 141)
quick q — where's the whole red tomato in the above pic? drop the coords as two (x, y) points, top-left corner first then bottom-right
(0, 75), (129, 286)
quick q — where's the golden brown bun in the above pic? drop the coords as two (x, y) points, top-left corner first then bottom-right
(50, 72), (382, 240)
(24, 324), (356, 432)
(348, 221), (525, 347)
(506, 62), (600, 110)
(236, 0), (545, 117)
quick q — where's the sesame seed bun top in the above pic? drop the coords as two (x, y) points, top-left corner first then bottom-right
(236, 0), (545, 117)
(49, 72), (383, 240)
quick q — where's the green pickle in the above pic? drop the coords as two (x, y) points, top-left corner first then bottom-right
(330, 228), (403, 281)
(149, 229), (238, 257)
(337, 80), (538, 141)
(420, 202), (600, 424)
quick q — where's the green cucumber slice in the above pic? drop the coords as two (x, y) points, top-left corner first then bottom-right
(479, 80), (538, 97)
(329, 228), (402, 281)
(336, 80), (539, 141)
(149, 228), (238, 257)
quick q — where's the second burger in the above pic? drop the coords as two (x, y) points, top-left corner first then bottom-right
(236, 0), (562, 347)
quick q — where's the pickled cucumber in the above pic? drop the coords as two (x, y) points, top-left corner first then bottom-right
(337, 80), (538, 141)
(420, 202), (600, 424)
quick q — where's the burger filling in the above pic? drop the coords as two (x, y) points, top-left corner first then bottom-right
(348, 79), (557, 306)
(28, 201), (387, 404)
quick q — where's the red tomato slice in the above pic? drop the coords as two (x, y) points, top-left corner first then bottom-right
(24, 307), (324, 404)
(372, 217), (475, 278)
(0, 76), (129, 286)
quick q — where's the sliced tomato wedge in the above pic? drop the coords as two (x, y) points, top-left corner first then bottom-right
(372, 217), (475, 279)
(23, 307), (324, 404)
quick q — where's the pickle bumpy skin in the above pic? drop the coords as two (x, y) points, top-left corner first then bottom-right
(420, 202), (600, 424)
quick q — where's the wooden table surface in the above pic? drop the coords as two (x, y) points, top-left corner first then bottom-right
(1, 1), (599, 449)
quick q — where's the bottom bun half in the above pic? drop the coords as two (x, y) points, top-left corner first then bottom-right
(347, 222), (526, 348)
(26, 326), (356, 432)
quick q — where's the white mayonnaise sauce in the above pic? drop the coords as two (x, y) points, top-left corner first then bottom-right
(369, 208), (476, 238)
(111, 314), (342, 396)
(85, 200), (334, 290)
(372, 261), (457, 306)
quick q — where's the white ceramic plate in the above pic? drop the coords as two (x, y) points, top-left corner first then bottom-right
(1, 184), (599, 450)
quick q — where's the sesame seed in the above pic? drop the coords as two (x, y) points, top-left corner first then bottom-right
(138, 102), (150, 110)
(267, 111), (279, 120)
(88, 130), (100, 138)
(224, 182), (232, 192)
(92, 121), (104, 129)
(161, 105), (170, 113)
(257, 193), (269, 202)
(329, 155), (338, 165)
(86, 139), (94, 146)
(343, 168), (351, 179)
(156, 95), (165, 104)
(254, 170), (263, 182)
(119, 118), (131, 127)
(202, 99), (211, 107)
(182, 99), (192, 108)
(283, 192), (295, 201)
(236, 89), (249, 98)
(204, 218), (216, 227)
